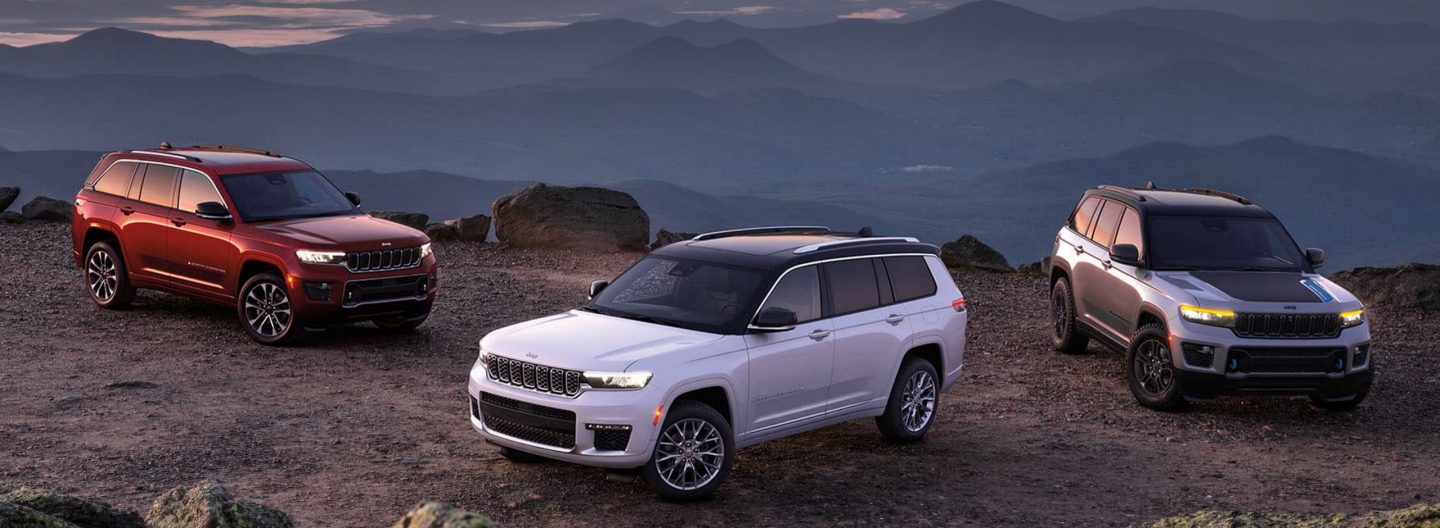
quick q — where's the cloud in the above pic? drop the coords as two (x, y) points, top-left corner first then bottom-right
(673, 6), (776, 16)
(898, 164), (955, 173)
(477, 20), (571, 29)
(0, 30), (71, 46)
(840, 7), (907, 20)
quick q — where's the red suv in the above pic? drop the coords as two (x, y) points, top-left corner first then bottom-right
(71, 144), (439, 345)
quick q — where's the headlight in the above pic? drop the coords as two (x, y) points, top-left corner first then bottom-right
(296, 249), (346, 265)
(419, 242), (433, 259)
(583, 371), (652, 390)
(1180, 305), (1235, 327)
(1340, 309), (1365, 328)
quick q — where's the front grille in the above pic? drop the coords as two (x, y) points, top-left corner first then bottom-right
(346, 247), (421, 272)
(342, 275), (427, 307)
(593, 429), (633, 451)
(487, 355), (583, 397)
(1228, 347), (1346, 374)
(478, 392), (576, 449)
(1234, 313), (1341, 339)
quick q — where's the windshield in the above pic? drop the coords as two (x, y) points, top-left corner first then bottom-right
(1147, 216), (1307, 272)
(220, 170), (357, 222)
(586, 256), (768, 334)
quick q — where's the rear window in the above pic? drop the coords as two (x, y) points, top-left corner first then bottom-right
(1070, 197), (1101, 236)
(824, 258), (881, 315)
(884, 256), (937, 302)
(1090, 200), (1125, 248)
(91, 162), (137, 197)
(137, 164), (180, 208)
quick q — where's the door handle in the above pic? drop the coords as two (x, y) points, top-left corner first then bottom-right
(170, 217), (187, 227)
(808, 329), (831, 341)
(1074, 244), (1085, 255)
(1102, 260), (1113, 270)
(885, 314), (906, 325)
(119, 206), (135, 215)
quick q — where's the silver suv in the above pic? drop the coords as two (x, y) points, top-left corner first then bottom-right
(1048, 186), (1372, 411)
(466, 227), (968, 500)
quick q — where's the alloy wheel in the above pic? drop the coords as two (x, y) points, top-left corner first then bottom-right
(87, 250), (118, 302)
(1133, 339), (1174, 396)
(900, 369), (937, 432)
(244, 282), (292, 338)
(654, 418), (725, 491)
(1051, 290), (1067, 339)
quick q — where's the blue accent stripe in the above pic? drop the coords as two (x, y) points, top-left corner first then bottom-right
(1301, 279), (1335, 303)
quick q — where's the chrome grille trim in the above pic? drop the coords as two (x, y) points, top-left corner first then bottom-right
(345, 247), (421, 273)
(1234, 313), (1341, 339)
(486, 355), (583, 397)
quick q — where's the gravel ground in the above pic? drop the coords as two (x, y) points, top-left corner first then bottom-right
(1, 222), (1437, 527)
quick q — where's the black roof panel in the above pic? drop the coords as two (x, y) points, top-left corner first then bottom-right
(651, 233), (940, 271)
(1089, 187), (1274, 218)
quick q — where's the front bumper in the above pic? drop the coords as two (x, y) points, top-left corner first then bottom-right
(286, 259), (438, 327)
(1166, 318), (1373, 396)
(466, 364), (660, 469)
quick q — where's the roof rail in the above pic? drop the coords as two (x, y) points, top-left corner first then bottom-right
(793, 237), (921, 255)
(129, 150), (202, 163)
(188, 144), (283, 158)
(692, 226), (831, 241)
(1097, 185), (1147, 202)
(1183, 187), (1251, 205)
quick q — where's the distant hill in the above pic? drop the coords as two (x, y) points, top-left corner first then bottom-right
(583, 37), (841, 95)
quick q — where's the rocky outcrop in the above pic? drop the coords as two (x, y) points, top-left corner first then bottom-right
(650, 229), (697, 250)
(0, 501), (77, 527)
(940, 235), (1013, 272)
(369, 211), (430, 231)
(1017, 257), (1050, 276)
(423, 223), (460, 242)
(0, 187), (18, 212)
(444, 214), (491, 242)
(1330, 264), (1440, 311)
(492, 183), (650, 251)
(1147, 503), (1440, 527)
(0, 485), (145, 528)
(392, 502), (498, 528)
(1, 211), (23, 224)
(20, 196), (72, 222)
(145, 480), (292, 528)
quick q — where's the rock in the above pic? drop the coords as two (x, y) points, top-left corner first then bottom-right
(1330, 264), (1440, 311)
(0, 187), (18, 212)
(940, 235), (1014, 273)
(492, 183), (650, 251)
(443, 214), (491, 242)
(650, 229), (698, 250)
(0, 501), (78, 528)
(0, 211), (22, 224)
(393, 502), (499, 528)
(0, 486), (146, 528)
(423, 223), (460, 241)
(1017, 257), (1051, 276)
(20, 196), (73, 222)
(145, 480), (292, 528)
(1146, 503), (1440, 527)
(369, 211), (429, 230)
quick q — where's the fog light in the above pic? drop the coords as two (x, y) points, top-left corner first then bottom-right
(1181, 342), (1215, 369)
(1353, 344), (1371, 368)
(302, 281), (332, 302)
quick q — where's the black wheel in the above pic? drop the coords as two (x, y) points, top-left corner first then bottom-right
(374, 313), (427, 333)
(642, 401), (734, 501)
(237, 273), (304, 346)
(1310, 375), (1372, 412)
(1127, 324), (1187, 411)
(85, 241), (136, 308)
(1050, 277), (1090, 354)
(876, 357), (940, 442)
(498, 446), (549, 463)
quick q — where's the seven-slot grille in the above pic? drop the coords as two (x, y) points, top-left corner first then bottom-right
(487, 355), (584, 397)
(1234, 313), (1341, 339)
(346, 247), (421, 272)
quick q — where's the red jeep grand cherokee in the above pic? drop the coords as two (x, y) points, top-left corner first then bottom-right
(71, 144), (438, 345)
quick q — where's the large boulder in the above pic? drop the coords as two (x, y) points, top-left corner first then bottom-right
(423, 223), (460, 241)
(492, 183), (650, 251)
(1330, 264), (1440, 311)
(443, 214), (491, 242)
(0, 501), (78, 527)
(1147, 503), (1440, 527)
(0, 211), (20, 224)
(369, 211), (429, 230)
(940, 235), (1014, 272)
(650, 229), (697, 250)
(20, 196), (73, 222)
(0, 187), (18, 212)
(0, 486), (145, 528)
(145, 481), (292, 528)
(1017, 257), (1051, 276)
(392, 502), (498, 528)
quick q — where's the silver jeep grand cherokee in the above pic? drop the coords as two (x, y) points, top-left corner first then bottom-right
(1048, 185), (1372, 411)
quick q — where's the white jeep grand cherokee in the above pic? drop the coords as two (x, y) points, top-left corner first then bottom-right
(467, 226), (968, 500)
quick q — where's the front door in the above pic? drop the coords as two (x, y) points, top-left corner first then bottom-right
(1074, 199), (1129, 341)
(167, 169), (235, 297)
(743, 265), (833, 435)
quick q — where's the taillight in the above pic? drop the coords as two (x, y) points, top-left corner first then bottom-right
(952, 299), (966, 312)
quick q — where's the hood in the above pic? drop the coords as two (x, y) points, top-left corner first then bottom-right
(1160, 271), (1358, 306)
(481, 311), (725, 372)
(250, 214), (428, 248)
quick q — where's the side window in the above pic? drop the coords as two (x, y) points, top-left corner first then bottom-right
(91, 162), (137, 197)
(137, 165), (180, 208)
(824, 258), (881, 315)
(1113, 207), (1145, 259)
(759, 266), (821, 323)
(177, 170), (223, 214)
(1090, 200), (1125, 249)
(1070, 197), (1102, 236)
(884, 256), (938, 302)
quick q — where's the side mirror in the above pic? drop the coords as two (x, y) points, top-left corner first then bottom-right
(194, 201), (232, 221)
(1109, 243), (1141, 267)
(1305, 248), (1325, 268)
(588, 280), (609, 300)
(345, 192), (362, 206)
(750, 307), (798, 332)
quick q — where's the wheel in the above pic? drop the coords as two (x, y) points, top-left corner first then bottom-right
(642, 401), (734, 501)
(498, 446), (548, 463)
(1127, 324), (1187, 411)
(237, 273), (304, 346)
(876, 357), (940, 442)
(1050, 278), (1090, 354)
(374, 313), (427, 333)
(1310, 374), (1372, 412)
(85, 241), (136, 308)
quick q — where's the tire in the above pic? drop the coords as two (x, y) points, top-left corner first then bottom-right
(84, 241), (136, 309)
(1126, 324), (1187, 412)
(237, 272), (304, 346)
(876, 357), (940, 442)
(374, 313), (428, 333)
(1050, 277), (1090, 354)
(642, 400), (735, 501)
(498, 446), (548, 463)
(1310, 374), (1373, 412)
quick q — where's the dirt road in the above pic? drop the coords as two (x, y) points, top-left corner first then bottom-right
(1, 223), (1437, 526)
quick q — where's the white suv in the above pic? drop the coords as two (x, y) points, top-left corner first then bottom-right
(466, 227), (968, 500)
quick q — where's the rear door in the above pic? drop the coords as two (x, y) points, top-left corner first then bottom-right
(823, 257), (905, 414)
(167, 169), (236, 297)
(119, 163), (180, 282)
(743, 265), (834, 435)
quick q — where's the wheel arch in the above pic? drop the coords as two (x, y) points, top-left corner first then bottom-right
(668, 385), (734, 428)
(237, 256), (286, 293)
(1049, 258), (1072, 288)
(1135, 304), (1168, 333)
(903, 341), (944, 377)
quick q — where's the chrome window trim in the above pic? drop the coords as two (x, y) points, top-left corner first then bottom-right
(90, 159), (232, 215)
(748, 252), (941, 329)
